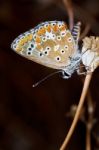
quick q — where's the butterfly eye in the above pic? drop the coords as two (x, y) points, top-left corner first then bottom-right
(16, 39), (20, 43)
(28, 47), (32, 51)
(60, 49), (65, 54)
(61, 23), (64, 26)
(64, 45), (68, 50)
(27, 51), (32, 55)
(58, 23), (62, 28)
(44, 50), (49, 55)
(51, 23), (56, 26)
(21, 36), (24, 39)
(39, 52), (43, 57)
(44, 24), (49, 27)
(39, 26), (43, 29)
(29, 43), (35, 50)
(46, 46), (51, 51)
(55, 56), (61, 62)
(52, 34), (56, 38)
(12, 40), (16, 45)
(46, 35), (50, 39)
(44, 51), (47, 54)
(68, 37), (72, 42)
(18, 35), (24, 39)
(24, 32), (30, 36)
(31, 44), (34, 48)
(33, 35), (37, 40)
(13, 44), (17, 49)
(61, 31), (66, 37)
(57, 36), (61, 41)
(42, 37), (47, 42)
(34, 29), (38, 33)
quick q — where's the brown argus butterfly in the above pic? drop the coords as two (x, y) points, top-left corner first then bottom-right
(11, 21), (82, 81)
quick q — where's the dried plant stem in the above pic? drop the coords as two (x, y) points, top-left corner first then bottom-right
(80, 24), (91, 40)
(63, 0), (74, 30)
(60, 73), (92, 150)
(86, 86), (95, 150)
(86, 124), (91, 150)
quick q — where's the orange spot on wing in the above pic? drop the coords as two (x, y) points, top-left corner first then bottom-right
(35, 37), (41, 43)
(23, 37), (28, 43)
(18, 34), (33, 47)
(28, 34), (33, 40)
(36, 44), (42, 50)
(37, 28), (46, 35)
(60, 25), (67, 31)
(46, 25), (51, 32)
(52, 25), (58, 32)
(18, 40), (24, 46)
(16, 47), (21, 52)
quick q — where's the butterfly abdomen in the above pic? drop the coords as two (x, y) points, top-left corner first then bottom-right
(71, 22), (81, 43)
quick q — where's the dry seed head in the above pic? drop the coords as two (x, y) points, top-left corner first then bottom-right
(82, 36), (99, 53)
(82, 36), (99, 72)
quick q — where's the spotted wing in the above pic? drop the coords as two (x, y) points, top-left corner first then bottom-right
(11, 21), (76, 69)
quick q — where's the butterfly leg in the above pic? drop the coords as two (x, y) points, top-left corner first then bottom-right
(77, 66), (92, 75)
(61, 71), (71, 79)
(85, 66), (93, 74)
(77, 68), (87, 75)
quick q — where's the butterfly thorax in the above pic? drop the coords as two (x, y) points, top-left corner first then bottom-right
(62, 52), (81, 78)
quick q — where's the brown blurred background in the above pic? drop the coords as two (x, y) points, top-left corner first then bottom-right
(0, 0), (99, 149)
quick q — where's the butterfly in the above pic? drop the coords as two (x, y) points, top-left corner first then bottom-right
(11, 21), (83, 80)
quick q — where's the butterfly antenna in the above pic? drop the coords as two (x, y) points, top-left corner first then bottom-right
(32, 70), (62, 87)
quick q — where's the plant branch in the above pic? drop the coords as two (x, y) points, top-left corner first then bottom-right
(80, 23), (91, 40)
(86, 123), (91, 150)
(62, 0), (74, 30)
(60, 73), (93, 150)
(86, 85), (95, 150)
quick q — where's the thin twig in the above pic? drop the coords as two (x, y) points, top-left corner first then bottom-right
(86, 123), (91, 150)
(86, 99), (92, 150)
(80, 24), (91, 41)
(62, 0), (74, 30)
(86, 86), (95, 150)
(60, 73), (93, 150)
(58, 2), (99, 34)
(73, 4), (99, 35)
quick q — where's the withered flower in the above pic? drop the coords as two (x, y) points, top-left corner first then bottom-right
(82, 36), (99, 72)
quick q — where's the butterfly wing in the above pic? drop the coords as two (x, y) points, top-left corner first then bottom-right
(11, 21), (76, 70)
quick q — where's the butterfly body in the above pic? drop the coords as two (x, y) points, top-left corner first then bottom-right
(11, 21), (81, 78)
